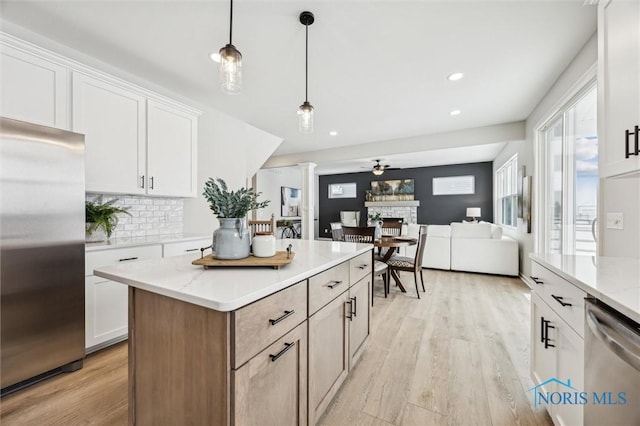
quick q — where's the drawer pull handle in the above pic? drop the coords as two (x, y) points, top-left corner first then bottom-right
(551, 294), (572, 307)
(544, 320), (555, 349)
(185, 248), (199, 252)
(346, 300), (353, 321)
(119, 257), (138, 262)
(358, 264), (368, 270)
(530, 276), (543, 285)
(327, 280), (343, 289)
(269, 310), (294, 325)
(351, 296), (357, 317)
(269, 342), (294, 362)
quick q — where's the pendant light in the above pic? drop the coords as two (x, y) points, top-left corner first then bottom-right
(219, 0), (242, 94)
(298, 11), (315, 134)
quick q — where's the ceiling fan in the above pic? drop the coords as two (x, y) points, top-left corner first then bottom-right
(370, 159), (399, 176)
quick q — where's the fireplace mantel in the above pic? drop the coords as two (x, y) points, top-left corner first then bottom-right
(364, 201), (420, 207)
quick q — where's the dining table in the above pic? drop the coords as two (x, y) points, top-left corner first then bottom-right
(374, 235), (417, 293)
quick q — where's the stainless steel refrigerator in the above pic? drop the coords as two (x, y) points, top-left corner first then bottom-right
(1, 117), (85, 395)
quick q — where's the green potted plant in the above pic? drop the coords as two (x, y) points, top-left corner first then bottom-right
(85, 199), (131, 242)
(203, 178), (269, 259)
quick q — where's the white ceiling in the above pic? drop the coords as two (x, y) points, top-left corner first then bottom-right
(0, 0), (596, 168)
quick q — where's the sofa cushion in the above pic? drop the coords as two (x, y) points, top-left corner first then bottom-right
(491, 225), (503, 239)
(450, 222), (492, 239)
(426, 224), (451, 238)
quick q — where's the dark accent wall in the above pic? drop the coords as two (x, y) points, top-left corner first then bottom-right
(318, 162), (493, 238)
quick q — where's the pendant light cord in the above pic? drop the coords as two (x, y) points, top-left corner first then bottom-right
(305, 23), (309, 102)
(229, 0), (233, 45)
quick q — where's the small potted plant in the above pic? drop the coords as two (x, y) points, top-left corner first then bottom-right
(203, 178), (270, 259)
(368, 212), (383, 240)
(85, 199), (130, 242)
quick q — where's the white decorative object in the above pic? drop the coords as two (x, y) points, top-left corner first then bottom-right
(466, 207), (481, 222)
(252, 233), (276, 257)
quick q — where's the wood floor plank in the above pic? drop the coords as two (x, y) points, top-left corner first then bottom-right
(399, 402), (447, 426)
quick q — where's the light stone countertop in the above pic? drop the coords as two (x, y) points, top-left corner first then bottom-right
(85, 233), (210, 252)
(94, 239), (372, 312)
(530, 253), (640, 323)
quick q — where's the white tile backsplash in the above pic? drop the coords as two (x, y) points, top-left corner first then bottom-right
(86, 194), (183, 239)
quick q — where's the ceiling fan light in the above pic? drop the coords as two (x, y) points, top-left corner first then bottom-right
(372, 168), (384, 176)
(219, 44), (242, 95)
(298, 101), (314, 134)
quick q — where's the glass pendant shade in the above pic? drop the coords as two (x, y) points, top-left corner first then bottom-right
(219, 44), (242, 95)
(298, 101), (314, 134)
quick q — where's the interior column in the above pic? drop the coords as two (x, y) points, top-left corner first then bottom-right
(298, 162), (317, 240)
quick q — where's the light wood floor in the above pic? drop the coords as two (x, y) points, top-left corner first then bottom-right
(1, 270), (552, 426)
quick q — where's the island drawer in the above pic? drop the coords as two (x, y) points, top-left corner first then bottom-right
(232, 281), (307, 368)
(85, 244), (162, 276)
(308, 261), (350, 315)
(349, 251), (373, 285)
(531, 261), (587, 337)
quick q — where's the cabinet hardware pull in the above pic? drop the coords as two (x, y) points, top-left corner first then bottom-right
(634, 125), (639, 156)
(140, 175), (145, 188)
(327, 280), (343, 289)
(269, 342), (295, 362)
(625, 129), (633, 158)
(351, 297), (357, 317)
(346, 300), (353, 321)
(150, 176), (155, 189)
(358, 264), (368, 270)
(185, 248), (199, 252)
(269, 310), (294, 325)
(540, 316), (546, 343)
(530, 276), (543, 285)
(544, 321), (555, 349)
(551, 294), (572, 307)
(119, 257), (138, 262)
(200, 245), (212, 259)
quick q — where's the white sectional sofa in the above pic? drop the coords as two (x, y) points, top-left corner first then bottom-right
(403, 222), (519, 276)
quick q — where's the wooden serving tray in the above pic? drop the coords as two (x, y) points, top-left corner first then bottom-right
(192, 251), (295, 269)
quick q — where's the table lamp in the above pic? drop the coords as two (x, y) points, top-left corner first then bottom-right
(466, 207), (481, 223)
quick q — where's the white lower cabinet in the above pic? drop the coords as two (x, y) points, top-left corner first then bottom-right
(85, 244), (162, 352)
(162, 238), (210, 257)
(530, 260), (586, 426)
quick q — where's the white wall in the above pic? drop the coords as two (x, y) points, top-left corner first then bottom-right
(600, 177), (640, 257)
(254, 166), (303, 221)
(182, 107), (282, 236)
(494, 32), (598, 278)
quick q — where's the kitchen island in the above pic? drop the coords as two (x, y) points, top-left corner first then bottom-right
(94, 239), (373, 426)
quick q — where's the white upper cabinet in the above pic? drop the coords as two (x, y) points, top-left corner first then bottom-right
(73, 73), (146, 194)
(147, 100), (198, 197)
(598, 0), (640, 178)
(0, 44), (69, 129)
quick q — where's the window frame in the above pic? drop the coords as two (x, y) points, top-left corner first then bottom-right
(495, 154), (518, 228)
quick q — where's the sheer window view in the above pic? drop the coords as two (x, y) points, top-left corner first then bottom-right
(544, 85), (598, 255)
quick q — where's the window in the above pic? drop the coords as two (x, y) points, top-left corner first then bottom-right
(496, 154), (518, 227)
(540, 84), (598, 255)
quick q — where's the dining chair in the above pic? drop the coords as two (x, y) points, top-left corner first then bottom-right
(248, 213), (275, 236)
(386, 226), (427, 299)
(330, 222), (344, 241)
(340, 211), (360, 227)
(381, 218), (404, 236)
(341, 226), (389, 305)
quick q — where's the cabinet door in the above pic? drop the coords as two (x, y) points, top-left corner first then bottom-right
(530, 293), (556, 394)
(349, 276), (370, 369)
(553, 319), (584, 426)
(0, 45), (69, 129)
(147, 100), (198, 197)
(73, 72), (146, 194)
(308, 290), (350, 425)
(233, 322), (307, 426)
(599, 0), (640, 177)
(85, 275), (128, 352)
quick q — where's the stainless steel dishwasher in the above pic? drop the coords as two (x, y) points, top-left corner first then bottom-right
(584, 298), (640, 425)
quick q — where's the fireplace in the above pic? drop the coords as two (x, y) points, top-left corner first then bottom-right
(365, 201), (420, 224)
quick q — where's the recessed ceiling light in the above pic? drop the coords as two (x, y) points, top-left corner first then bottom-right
(209, 52), (221, 63)
(450, 109), (461, 116)
(329, 131), (338, 136)
(447, 72), (464, 81)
